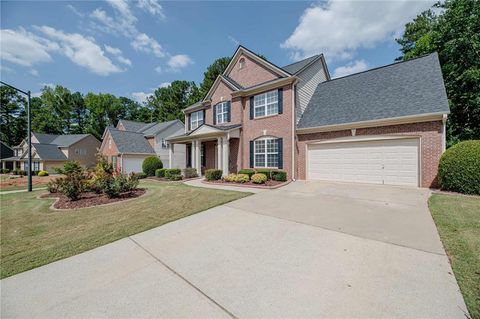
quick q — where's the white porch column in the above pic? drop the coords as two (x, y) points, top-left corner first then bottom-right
(222, 137), (229, 176)
(168, 143), (174, 169)
(190, 141), (195, 170)
(195, 140), (201, 176)
(217, 137), (223, 170)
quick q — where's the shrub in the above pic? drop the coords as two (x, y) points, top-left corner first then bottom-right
(142, 156), (163, 176)
(38, 170), (49, 177)
(438, 140), (480, 195)
(251, 173), (267, 184)
(183, 167), (198, 178)
(273, 170), (287, 182)
(133, 172), (147, 179)
(13, 169), (26, 176)
(165, 168), (181, 179)
(224, 174), (237, 182)
(205, 169), (222, 181)
(235, 174), (250, 183)
(46, 178), (63, 193)
(155, 168), (166, 177)
(168, 174), (183, 181)
(0, 168), (10, 174)
(255, 168), (274, 180)
(55, 161), (83, 175)
(238, 168), (255, 178)
(99, 174), (139, 198)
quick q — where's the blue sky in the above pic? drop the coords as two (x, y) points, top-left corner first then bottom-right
(1, 0), (433, 102)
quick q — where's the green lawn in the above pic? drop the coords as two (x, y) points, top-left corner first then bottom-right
(0, 180), (250, 278)
(429, 193), (480, 319)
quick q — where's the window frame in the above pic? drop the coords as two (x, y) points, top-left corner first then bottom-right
(253, 90), (279, 118)
(254, 137), (279, 169)
(161, 138), (167, 149)
(111, 155), (117, 170)
(190, 110), (204, 130)
(215, 102), (229, 124)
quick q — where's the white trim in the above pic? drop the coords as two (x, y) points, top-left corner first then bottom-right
(190, 110), (204, 130)
(215, 101), (229, 124)
(442, 114), (448, 152)
(253, 90), (279, 118)
(253, 137), (279, 169)
(203, 75), (238, 102)
(223, 46), (291, 78)
(297, 112), (449, 134)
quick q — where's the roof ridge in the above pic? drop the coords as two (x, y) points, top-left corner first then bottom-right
(327, 52), (438, 83)
(282, 54), (320, 69)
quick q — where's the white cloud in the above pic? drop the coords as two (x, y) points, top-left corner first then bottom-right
(132, 91), (152, 103)
(333, 60), (369, 78)
(282, 0), (434, 60)
(0, 28), (53, 67)
(167, 54), (193, 71)
(105, 45), (132, 66)
(131, 33), (165, 57)
(36, 26), (123, 76)
(137, 0), (165, 19)
(159, 82), (171, 88)
(29, 69), (39, 76)
(67, 4), (84, 17)
(154, 66), (162, 73)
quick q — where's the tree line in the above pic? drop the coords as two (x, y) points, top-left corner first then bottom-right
(0, 57), (231, 146)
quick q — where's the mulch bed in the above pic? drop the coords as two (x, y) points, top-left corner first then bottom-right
(204, 179), (287, 189)
(41, 188), (146, 210)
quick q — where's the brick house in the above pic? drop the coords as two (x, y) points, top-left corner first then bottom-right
(99, 119), (186, 173)
(167, 46), (449, 188)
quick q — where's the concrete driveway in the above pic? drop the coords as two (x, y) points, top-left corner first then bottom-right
(1, 181), (468, 318)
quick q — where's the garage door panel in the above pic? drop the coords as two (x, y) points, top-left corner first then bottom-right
(307, 139), (419, 187)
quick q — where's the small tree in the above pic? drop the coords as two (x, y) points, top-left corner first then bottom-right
(142, 156), (163, 176)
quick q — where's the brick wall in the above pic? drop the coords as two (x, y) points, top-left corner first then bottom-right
(205, 81), (242, 127)
(227, 53), (279, 88)
(296, 121), (444, 188)
(99, 132), (121, 171)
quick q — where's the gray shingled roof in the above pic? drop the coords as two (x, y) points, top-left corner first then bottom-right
(33, 143), (68, 160)
(282, 55), (321, 74)
(118, 120), (150, 132)
(298, 53), (450, 129)
(108, 128), (155, 154)
(51, 134), (90, 147)
(32, 133), (58, 144)
(139, 120), (180, 136)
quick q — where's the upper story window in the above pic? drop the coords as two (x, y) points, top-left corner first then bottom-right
(215, 102), (230, 124)
(238, 58), (246, 69)
(161, 138), (167, 149)
(254, 137), (279, 168)
(190, 110), (204, 130)
(254, 90), (278, 118)
(108, 138), (112, 149)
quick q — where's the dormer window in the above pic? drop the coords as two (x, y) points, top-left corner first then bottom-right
(190, 110), (204, 130)
(239, 58), (246, 69)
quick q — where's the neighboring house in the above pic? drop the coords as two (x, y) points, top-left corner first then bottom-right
(167, 46), (449, 188)
(0, 141), (14, 170)
(99, 119), (186, 174)
(1, 133), (100, 172)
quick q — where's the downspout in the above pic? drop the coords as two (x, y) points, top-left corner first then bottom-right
(291, 79), (298, 181)
(442, 114), (447, 152)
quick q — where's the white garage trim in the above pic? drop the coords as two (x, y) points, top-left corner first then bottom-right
(306, 136), (421, 187)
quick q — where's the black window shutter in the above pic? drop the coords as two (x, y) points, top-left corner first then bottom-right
(249, 96), (254, 120)
(202, 110), (206, 126)
(187, 114), (191, 131)
(277, 138), (283, 169)
(278, 88), (283, 114)
(213, 105), (217, 125)
(227, 101), (231, 122)
(249, 141), (254, 168)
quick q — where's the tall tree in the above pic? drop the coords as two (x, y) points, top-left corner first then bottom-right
(147, 80), (199, 122)
(396, 0), (480, 146)
(0, 86), (27, 146)
(84, 93), (123, 139)
(198, 57), (231, 99)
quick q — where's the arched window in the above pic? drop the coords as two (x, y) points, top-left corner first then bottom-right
(254, 137), (279, 168)
(238, 58), (246, 69)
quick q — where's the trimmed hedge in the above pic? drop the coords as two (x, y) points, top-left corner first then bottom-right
(438, 140), (480, 195)
(235, 174), (249, 183)
(238, 169), (255, 178)
(0, 168), (10, 174)
(255, 168), (274, 180)
(251, 173), (267, 184)
(168, 174), (183, 181)
(183, 168), (198, 178)
(142, 156), (163, 176)
(273, 170), (287, 182)
(155, 168), (166, 177)
(205, 169), (222, 181)
(38, 170), (49, 176)
(165, 168), (181, 180)
(224, 174), (237, 182)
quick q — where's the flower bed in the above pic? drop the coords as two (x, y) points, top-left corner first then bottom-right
(203, 179), (288, 189)
(42, 188), (146, 210)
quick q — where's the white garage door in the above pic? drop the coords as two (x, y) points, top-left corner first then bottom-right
(122, 155), (149, 174)
(307, 138), (419, 186)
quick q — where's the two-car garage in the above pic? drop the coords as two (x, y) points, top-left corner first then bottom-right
(306, 137), (420, 187)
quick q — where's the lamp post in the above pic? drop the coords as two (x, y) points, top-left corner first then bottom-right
(0, 81), (32, 192)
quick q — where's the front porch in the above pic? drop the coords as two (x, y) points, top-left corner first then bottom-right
(166, 124), (241, 177)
